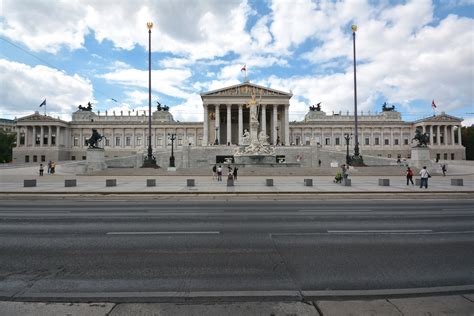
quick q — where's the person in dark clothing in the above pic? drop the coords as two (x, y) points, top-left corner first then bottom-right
(233, 167), (238, 180)
(406, 167), (414, 185)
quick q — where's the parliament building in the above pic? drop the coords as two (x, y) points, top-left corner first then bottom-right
(11, 82), (466, 167)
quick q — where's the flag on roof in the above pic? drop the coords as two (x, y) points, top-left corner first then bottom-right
(39, 99), (46, 107)
(432, 100), (437, 109)
(241, 64), (246, 72)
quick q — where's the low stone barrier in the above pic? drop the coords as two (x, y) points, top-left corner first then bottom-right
(187, 179), (195, 187)
(227, 178), (234, 187)
(106, 179), (117, 187)
(343, 178), (351, 186)
(378, 179), (390, 186)
(304, 179), (313, 187)
(24, 179), (36, 187)
(146, 179), (156, 187)
(65, 179), (77, 187)
(266, 179), (274, 186)
(451, 179), (463, 186)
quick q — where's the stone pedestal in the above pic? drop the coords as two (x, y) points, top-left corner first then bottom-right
(86, 148), (107, 174)
(411, 147), (431, 168)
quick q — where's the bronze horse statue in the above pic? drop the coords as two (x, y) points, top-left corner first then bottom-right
(412, 129), (429, 147)
(85, 129), (106, 148)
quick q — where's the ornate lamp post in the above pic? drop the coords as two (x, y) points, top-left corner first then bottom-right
(168, 133), (176, 167)
(351, 24), (364, 166)
(344, 133), (352, 165)
(276, 126), (280, 145)
(142, 21), (159, 168)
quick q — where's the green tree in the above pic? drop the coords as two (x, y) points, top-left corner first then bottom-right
(461, 126), (474, 160)
(0, 130), (16, 163)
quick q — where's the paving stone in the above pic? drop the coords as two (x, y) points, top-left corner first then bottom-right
(389, 295), (474, 316)
(110, 302), (318, 316)
(317, 299), (401, 316)
(0, 301), (115, 316)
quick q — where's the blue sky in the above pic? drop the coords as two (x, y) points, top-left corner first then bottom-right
(0, 0), (473, 125)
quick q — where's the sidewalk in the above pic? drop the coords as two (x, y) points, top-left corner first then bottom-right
(1, 294), (473, 315)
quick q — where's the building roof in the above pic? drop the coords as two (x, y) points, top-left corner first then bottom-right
(412, 112), (463, 124)
(200, 81), (292, 98)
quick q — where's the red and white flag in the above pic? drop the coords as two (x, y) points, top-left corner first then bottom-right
(241, 64), (246, 72)
(432, 100), (437, 109)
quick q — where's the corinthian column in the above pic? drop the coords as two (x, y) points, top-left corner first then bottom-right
(203, 104), (209, 146)
(238, 104), (243, 145)
(261, 104), (266, 136)
(226, 104), (231, 145)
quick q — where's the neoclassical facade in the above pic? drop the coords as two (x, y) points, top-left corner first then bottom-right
(11, 82), (465, 165)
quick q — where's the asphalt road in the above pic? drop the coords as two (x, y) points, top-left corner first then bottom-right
(0, 198), (473, 300)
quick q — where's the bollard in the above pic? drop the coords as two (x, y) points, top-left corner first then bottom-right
(187, 179), (195, 187)
(304, 179), (313, 187)
(146, 179), (156, 187)
(266, 179), (274, 186)
(343, 178), (351, 186)
(227, 178), (234, 187)
(24, 179), (36, 187)
(65, 179), (77, 187)
(378, 179), (390, 186)
(106, 179), (117, 187)
(451, 179), (463, 186)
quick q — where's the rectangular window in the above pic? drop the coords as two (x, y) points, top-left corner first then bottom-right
(105, 138), (110, 147)
(33, 155), (37, 162)
(451, 153), (455, 160)
(394, 139), (399, 145)
(71, 156), (76, 161)
(115, 137), (121, 147)
(43, 136), (48, 145)
(365, 138), (369, 145)
(73, 137), (78, 147)
(83, 137), (88, 146)
(404, 138), (409, 145)
(136, 137), (142, 146)
(335, 137), (340, 145)
(82, 156), (86, 160)
(178, 137), (183, 146)
(25, 155), (29, 163)
(443, 153), (448, 160)
(126, 136), (131, 146)
(41, 155), (45, 162)
(35, 135), (40, 145)
(384, 139), (389, 145)
(51, 135), (56, 145)
(157, 137), (162, 146)
(20, 133), (25, 145)
(325, 138), (330, 145)
(387, 154), (392, 158)
(375, 137), (380, 145)
(436, 153), (440, 161)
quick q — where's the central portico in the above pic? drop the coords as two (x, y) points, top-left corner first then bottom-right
(200, 82), (292, 146)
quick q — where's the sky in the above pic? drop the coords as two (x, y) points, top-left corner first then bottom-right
(0, 0), (473, 126)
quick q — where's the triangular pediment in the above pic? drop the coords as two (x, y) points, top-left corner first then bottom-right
(201, 82), (292, 97)
(414, 113), (463, 123)
(16, 112), (67, 123)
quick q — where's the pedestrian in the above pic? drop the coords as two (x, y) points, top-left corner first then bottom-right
(51, 161), (56, 174)
(441, 164), (447, 176)
(318, 159), (321, 167)
(419, 166), (430, 189)
(341, 164), (348, 179)
(217, 165), (222, 182)
(406, 167), (414, 185)
(47, 161), (52, 174)
(227, 165), (232, 175)
(212, 165), (217, 180)
(39, 164), (44, 176)
(233, 167), (238, 180)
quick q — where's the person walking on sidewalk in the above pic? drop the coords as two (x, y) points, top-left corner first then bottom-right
(39, 164), (44, 176)
(233, 167), (238, 181)
(419, 166), (430, 189)
(406, 167), (414, 185)
(212, 165), (217, 180)
(217, 165), (223, 182)
(47, 161), (52, 174)
(441, 164), (447, 176)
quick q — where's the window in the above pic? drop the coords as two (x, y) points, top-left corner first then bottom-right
(83, 137), (88, 146)
(20, 133), (25, 145)
(51, 135), (56, 145)
(33, 155), (37, 162)
(136, 137), (142, 146)
(365, 137), (370, 145)
(404, 139), (409, 145)
(35, 135), (40, 145)
(384, 139), (389, 145)
(73, 137), (79, 147)
(375, 137), (380, 145)
(325, 138), (331, 145)
(157, 137), (162, 146)
(71, 156), (76, 161)
(43, 135), (48, 145)
(388, 154), (392, 158)
(394, 139), (399, 145)
(82, 156), (86, 160)
(41, 155), (45, 162)
(115, 136), (121, 147)
(436, 153), (440, 161)
(126, 136), (131, 146)
(105, 138), (110, 146)
(335, 137), (340, 145)
(25, 155), (29, 163)
(178, 136), (183, 146)
(444, 153), (448, 160)
(451, 153), (455, 160)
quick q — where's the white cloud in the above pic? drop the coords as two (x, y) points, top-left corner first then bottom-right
(169, 93), (204, 122)
(0, 59), (93, 120)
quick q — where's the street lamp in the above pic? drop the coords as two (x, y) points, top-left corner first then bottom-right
(214, 126), (219, 145)
(168, 133), (176, 168)
(142, 21), (159, 168)
(276, 126), (280, 145)
(351, 24), (364, 166)
(344, 133), (352, 165)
